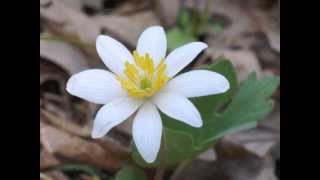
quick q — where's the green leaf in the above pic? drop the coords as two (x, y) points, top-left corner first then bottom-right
(166, 72), (279, 148)
(115, 166), (147, 180)
(162, 60), (238, 150)
(166, 28), (196, 51)
(167, 73), (279, 149)
(131, 60), (280, 167)
(132, 60), (236, 167)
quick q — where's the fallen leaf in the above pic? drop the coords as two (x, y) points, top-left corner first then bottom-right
(93, 11), (159, 48)
(41, 171), (70, 180)
(208, 49), (262, 82)
(40, 39), (89, 75)
(40, 121), (124, 172)
(40, 148), (61, 169)
(154, 0), (180, 26)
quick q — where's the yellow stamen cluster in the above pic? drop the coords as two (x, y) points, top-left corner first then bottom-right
(117, 51), (170, 98)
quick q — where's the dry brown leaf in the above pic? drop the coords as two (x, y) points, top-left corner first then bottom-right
(153, 0), (180, 27)
(40, 0), (68, 24)
(40, 121), (124, 172)
(40, 58), (75, 120)
(93, 11), (159, 48)
(41, 109), (91, 137)
(207, 0), (258, 47)
(208, 49), (262, 82)
(40, 109), (131, 163)
(206, 0), (280, 59)
(197, 149), (217, 162)
(112, 0), (149, 15)
(215, 141), (278, 180)
(80, 0), (103, 10)
(41, 171), (70, 180)
(257, 10), (280, 52)
(171, 154), (276, 180)
(40, 148), (61, 169)
(41, 0), (100, 44)
(40, 39), (89, 75)
(222, 108), (280, 157)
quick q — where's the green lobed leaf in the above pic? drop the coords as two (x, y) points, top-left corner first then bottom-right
(162, 60), (238, 150)
(132, 60), (280, 166)
(115, 166), (147, 180)
(132, 60), (236, 167)
(165, 72), (279, 149)
(189, 73), (280, 148)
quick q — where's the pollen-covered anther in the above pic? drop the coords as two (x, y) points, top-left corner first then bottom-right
(117, 51), (170, 98)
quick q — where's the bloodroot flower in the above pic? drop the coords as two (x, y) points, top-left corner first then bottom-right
(66, 26), (230, 163)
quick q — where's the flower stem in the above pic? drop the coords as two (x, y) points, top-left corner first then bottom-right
(154, 130), (167, 180)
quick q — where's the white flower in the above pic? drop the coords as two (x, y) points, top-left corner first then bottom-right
(66, 26), (230, 163)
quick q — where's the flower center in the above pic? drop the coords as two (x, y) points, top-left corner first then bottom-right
(116, 51), (170, 98)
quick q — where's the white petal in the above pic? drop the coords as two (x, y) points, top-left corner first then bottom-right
(66, 69), (127, 104)
(96, 35), (133, 75)
(165, 42), (208, 77)
(152, 92), (202, 127)
(91, 97), (143, 138)
(163, 70), (230, 98)
(133, 101), (162, 163)
(137, 26), (167, 65)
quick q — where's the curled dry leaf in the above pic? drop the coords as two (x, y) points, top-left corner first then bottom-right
(40, 121), (125, 172)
